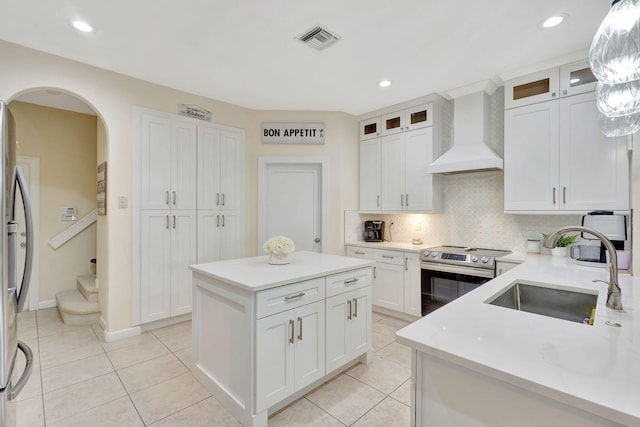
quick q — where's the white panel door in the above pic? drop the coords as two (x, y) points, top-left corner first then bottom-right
(256, 310), (295, 413)
(404, 252), (421, 316)
(170, 210), (197, 316)
(171, 121), (197, 210)
(140, 210), (171, 322)
(293, 301), (325, 390)
(219, 130), (244, 211)
(504, 100), (560, 211)
(140, 114), (172, 210)
(196, 125), (221, 210)
(325, 293), (350, 373)
(359, 139), (381, 210)
(372, 262), (404, 311)
(262, 163), (322, 252)
(559, 93), (629, 211)
(404, 127), (433, 211)
(380, 133), (405, 210)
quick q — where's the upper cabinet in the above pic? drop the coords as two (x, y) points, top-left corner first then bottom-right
(358, 99), (444, 212)
(504, 62), (629, 213)
(504, 60), (596, 109)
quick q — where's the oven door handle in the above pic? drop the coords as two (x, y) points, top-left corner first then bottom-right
(421, 263), (495, 279)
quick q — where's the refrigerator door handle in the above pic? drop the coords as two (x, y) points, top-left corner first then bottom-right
(7, 341), (33, 400)
(10, 166), (34, 313)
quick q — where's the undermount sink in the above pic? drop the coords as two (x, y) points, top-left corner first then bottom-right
(486, 280), (598, 325)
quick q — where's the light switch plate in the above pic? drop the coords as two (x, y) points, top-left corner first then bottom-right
(118, 196), (127, 209)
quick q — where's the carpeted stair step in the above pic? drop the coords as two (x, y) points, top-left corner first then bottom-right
(77, 274), (98, 303)
(56, 289), (101, 326)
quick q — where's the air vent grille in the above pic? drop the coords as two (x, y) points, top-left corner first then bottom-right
(298, 26), (340, 50)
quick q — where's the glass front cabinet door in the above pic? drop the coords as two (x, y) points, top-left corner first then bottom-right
(380, 103), (433, 136)
(359, 117), (381, 140)
(505, 68), (560, 109)
(559, 60), (597, 98)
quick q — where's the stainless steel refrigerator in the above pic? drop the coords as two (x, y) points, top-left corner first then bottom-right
(0, 101), (34, 427)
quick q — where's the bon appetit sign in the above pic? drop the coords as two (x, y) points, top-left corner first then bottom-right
(262, 122), (325, 145)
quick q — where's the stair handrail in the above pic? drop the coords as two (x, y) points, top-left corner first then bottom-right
(48, 209), (98, 249)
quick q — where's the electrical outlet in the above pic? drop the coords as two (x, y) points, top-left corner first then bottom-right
(415, 222), (422, 231)
(118, 196), (128, 209)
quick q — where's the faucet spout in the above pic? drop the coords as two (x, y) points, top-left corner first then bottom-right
(543, 226), (622, 311)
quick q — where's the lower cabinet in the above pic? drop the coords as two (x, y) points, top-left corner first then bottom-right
(256, 300), (325, 412)
(373, 261), (404, 311)
(403, 253), (421, 317)
(140, 210), (196, 323)
(326, 287), (372, 372)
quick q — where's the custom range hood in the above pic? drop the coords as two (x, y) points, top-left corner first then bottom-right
(428, 80), (503, 174)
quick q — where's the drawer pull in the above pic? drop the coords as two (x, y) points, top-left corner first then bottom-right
(381, 255), (394, 259)
(344, 278), (359, 285)
(354, 251), (365, 255)
(285, 292), (306, 301)
(289, 319), (294, 344)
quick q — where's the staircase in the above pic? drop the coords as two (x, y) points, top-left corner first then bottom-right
(56, 274), (101, 325)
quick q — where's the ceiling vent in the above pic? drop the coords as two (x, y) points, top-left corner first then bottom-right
(297, 26), (340, 50)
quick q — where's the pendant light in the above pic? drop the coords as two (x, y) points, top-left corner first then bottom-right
(589, 0), (640, 136)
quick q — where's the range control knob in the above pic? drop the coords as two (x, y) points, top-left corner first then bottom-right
(481, 256), (489, 264)
(470, 255), (478, 263)
(432, 252), (438, 258)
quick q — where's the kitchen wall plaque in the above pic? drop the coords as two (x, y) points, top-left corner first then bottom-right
(262, 122), (325, 145)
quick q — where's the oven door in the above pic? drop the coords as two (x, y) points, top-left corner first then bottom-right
(421, 263), (494, 315)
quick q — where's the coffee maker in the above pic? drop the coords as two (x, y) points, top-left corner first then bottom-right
(363, 220), (385, 242)
(571, 211), (626, 267)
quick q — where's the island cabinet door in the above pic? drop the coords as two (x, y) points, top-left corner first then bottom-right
(293, 300), (325, 391)
(349, 288), (371, 356)
(255, 310), (295, 413)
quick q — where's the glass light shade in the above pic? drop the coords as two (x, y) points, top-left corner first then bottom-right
(595, 79), (640, 117)
(589, 0), (640, 84)
(599, 110), (640, 136)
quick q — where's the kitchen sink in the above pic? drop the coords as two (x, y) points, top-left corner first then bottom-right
(486, 280), (598, 325)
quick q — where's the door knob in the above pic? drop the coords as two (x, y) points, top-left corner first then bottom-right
(315, 238), (321, 243)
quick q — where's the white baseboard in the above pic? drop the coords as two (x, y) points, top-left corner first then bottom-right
(38, 299), (57, 309)
(140, 313), (192, 333)
(104, 326), (141, 343)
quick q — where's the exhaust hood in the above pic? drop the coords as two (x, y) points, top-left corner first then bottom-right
(428, 81), (503, 174)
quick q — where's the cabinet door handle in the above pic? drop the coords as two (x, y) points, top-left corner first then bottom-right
(221, 193), (225, 206)
(373, 266), (377, 279)
(172, 191), (176, 205)
(562, 90), (568, 95)
(166, 215), (169, 229)
(285, 292), (306, 301)
(172, 215), (176, 229)
(551, 92), (557, 98)
(216, 193), (220, 206)
(353, 298), (358, 318)
(563, 187), (567, 204)
(216, 215), (220, 227)
(297, 317), (303, 341)
(344, 278), (359, 285)
(222, 215), (225, 227)
(377, 195), (380, 207)
(405, 194), (409, 207)
(166, 191), (170, 205)
(552, 187), (557, 204)
(354, 251), (365, 255)
(405, 257), (408, 271)
(289, 319), (295, 344)
(347, 300), (352, 320)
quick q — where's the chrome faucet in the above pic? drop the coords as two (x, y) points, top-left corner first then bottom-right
(543, 226), (623, 310)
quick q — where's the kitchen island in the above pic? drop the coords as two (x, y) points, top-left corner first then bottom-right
(396, 255), (639, 427)
(189, 251), (374, 427)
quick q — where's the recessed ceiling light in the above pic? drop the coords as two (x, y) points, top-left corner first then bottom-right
(539, 14), (568, 29)
(378, 80), (391, 88)
(72, 20), (93, 32)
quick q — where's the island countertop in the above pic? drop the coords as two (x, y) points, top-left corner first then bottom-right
(189, 251), (375, 292)
(396, 255), (640, 426)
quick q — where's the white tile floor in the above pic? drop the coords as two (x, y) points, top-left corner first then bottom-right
(15, 308), (412, 426)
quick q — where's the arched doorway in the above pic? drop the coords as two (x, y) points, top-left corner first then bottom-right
(8, 89), (105, 317)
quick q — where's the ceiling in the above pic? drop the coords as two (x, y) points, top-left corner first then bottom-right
(0, 0), (611, 115)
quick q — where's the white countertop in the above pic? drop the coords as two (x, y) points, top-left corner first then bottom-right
(189, 251), (374, 292)
(345, 241), (440, 253)
(396, 255), (639, 425)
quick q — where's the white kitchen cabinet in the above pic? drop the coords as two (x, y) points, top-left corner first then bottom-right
(256, 299), (325, 412)
(505, 92), (629, 212)
(346, 246), (420, 317)
(359, 117), (381, 140)
(504, 60), (596, 109)
(197, 125), (244, 211)
(140, 113), (197, 210)
(380, 103), (433, 136)
(380, 127), (439, 211)
(197, 210), (243, 262)
(326, 287), (371, 373)
(403, 252), (422, 317)
(359, 138), (381, 210)
(140, 209), (196, 322)
(359, 100), (443, 212)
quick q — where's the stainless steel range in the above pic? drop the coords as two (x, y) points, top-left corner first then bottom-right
(420, 246), (511, 315)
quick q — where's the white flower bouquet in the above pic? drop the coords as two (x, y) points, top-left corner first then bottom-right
(263, 236), (295, 255)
